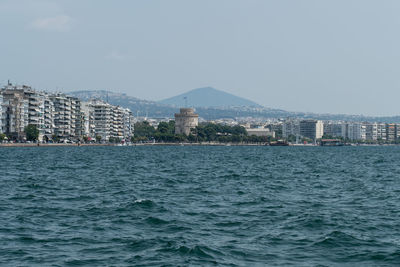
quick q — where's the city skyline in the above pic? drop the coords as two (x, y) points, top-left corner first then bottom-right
(2, 1), (400, 116)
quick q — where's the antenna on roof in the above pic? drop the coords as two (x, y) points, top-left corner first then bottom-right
(184, 96), (188, 107)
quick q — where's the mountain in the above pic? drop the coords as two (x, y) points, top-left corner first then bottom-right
(68, 90), (400, 123)
(159, 87), (262, 108)
(68, 90), (179, 118)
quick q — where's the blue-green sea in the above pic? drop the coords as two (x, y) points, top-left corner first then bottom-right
(1, 146), (400, 266)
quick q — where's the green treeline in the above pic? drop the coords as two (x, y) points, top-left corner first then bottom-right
(132, 121), (272, 143)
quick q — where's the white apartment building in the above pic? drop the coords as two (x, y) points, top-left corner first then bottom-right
(90, 99), (113, 141)
(0, 94), (3, 133)
(51, 93), (73, 140)
(365, 123), (378, 141)
(1, 85), (29, 140)
(80, 102), (95, 138)
(347, 123), (366, 141)
(377, 123), (387, 141)
(43, 95), (55, 140)
(89, 100), (133, 141)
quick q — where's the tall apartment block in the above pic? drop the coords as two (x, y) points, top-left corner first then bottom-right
(299, 120), (324, 140)
(282, 119), (300, 138)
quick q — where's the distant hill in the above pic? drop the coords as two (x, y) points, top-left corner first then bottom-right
(159, 87), (262, 108)
(68, 90), (400, 123)
(68, 90), (179, 118)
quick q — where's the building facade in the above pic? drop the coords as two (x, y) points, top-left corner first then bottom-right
(0, 83), (134, 142)
(299, 120), (324, 140)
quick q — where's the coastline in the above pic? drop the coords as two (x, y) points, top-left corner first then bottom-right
(0, 143), (115, 147)
(1, 142), (398, 147)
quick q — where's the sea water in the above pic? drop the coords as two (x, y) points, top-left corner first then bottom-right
(1, 146), (399, 266)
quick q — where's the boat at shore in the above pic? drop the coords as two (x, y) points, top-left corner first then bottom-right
(269, 140), (289, 146)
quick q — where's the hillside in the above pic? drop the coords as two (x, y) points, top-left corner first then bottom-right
(68, 90), (400, 123)
(159, 87), (262, 108)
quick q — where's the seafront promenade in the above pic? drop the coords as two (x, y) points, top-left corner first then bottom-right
(0, 143), (115, 147)
(0, 142), (268, 147)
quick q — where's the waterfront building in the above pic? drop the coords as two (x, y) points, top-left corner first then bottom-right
(282, 119), (299, 138)
(0, 82), (134, 142)
(174, 108), (199, 135)
(121, 107), (134, 141)
(365, 123), (378, 141)
(377, 123), (387, 141)
(50, 93), (73, 140)
(24, 88), (46, 141)
(90, 99), (113, 141)
(246, 128), (275, 138)
(80, 102), (95, 138)
(0, 94), (3, 133)
(299, 120), (323, 140)
(43, 94), (55, 140)
(323, 122), (343, 138)
(395, 124), (400, 141)
(347, 123), (366, 141)
(386, 123), (396, 142)
(1, 84), (29, 140)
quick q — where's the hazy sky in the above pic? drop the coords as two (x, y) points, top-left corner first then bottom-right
(1, 0), (399, 116)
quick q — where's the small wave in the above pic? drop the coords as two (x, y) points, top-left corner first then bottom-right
(117, 199), (156, 212)
(215, 221), (242, 227)
(144, 216), (169, 225)
(133, 199), (156, 208)
(159, 244), (223, 259)
(312, 231), (373, 248)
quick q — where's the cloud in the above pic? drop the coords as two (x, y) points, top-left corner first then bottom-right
(105, 50), (125, 61)
(29, 15), (74, 31)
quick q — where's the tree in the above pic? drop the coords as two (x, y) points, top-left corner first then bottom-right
(0, 133), (6, 143)
(96, 135), (102, 143)
(52, 134), (60, 143)
(192, 122), (247, 143)
(25, 124), (39, 141)
(134, 121), (156, 140)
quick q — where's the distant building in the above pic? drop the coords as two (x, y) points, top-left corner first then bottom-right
(50, 93), (75, 140)
(174, 108), (198, 135)
(80, 102), (95, 138)
(90, 99), (112, 141)
(1, 84), (29, 140)
(347, 123), (366, 141)
(246, 128), (275, 138)
(299, 120), (323, 140)
(282, 119), (299, 138)
(43, 94), (55, 140)
(386, 123), (396, 142)
(0, 94), (3, 134)
(377, 123), (386, 141)
(365, 123), (378, 141)
(323, 122), (343, 138)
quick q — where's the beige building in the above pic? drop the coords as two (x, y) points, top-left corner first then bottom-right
(246, 128), (275, 138)
(174, 108), (198, 135)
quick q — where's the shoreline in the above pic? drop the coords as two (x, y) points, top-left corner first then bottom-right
(0, 142), (399, 147)
(0, 143), (115, 147)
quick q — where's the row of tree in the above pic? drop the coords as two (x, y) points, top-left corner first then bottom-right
(0, 125), (39, 142)
(0, 122), (272, 144)
(133, 121), (272, 143)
